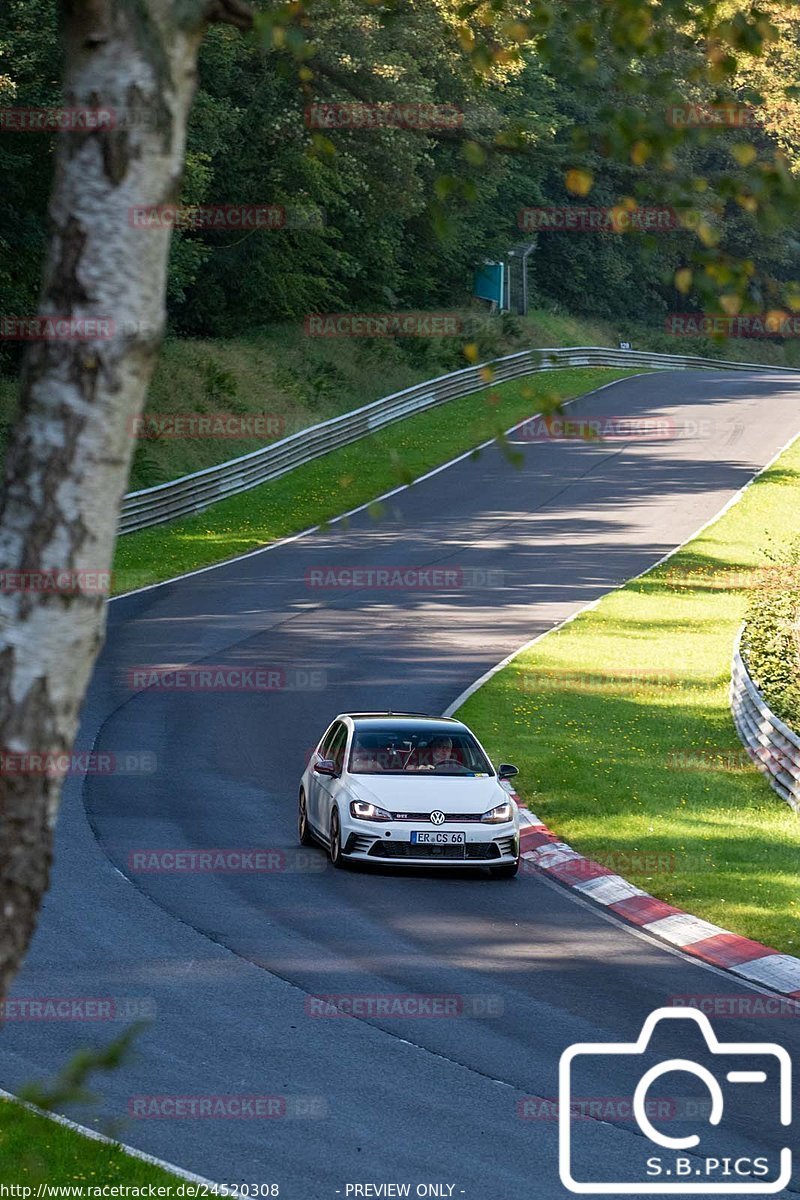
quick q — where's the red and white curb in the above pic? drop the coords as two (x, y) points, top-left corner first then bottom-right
(515, 805), (800, 1000)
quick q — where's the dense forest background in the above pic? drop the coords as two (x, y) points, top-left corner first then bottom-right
(1, 0), (799, 375)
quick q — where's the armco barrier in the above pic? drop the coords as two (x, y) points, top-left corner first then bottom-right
(731, 627), (800, 812)
(119, 345), (799, 535)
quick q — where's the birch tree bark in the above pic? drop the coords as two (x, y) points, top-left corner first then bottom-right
(0, 0), (251, 1003)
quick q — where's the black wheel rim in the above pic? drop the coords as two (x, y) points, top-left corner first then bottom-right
(331, 814), (340, 859)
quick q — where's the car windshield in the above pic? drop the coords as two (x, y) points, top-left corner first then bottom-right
(348, 725), (493, 776)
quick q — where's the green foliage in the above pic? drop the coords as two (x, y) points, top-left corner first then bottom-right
(0, 0), (63, 373)
(0, 1028), (177, 1186)
(0, 0), (799, 353)
(201, 355), (242, 410)
(274, 357), (348, 412)
(743, 540), (800, 730)
(20, 1027), (142, 1120)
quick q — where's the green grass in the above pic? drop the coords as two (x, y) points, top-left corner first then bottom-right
(459, 436), (800, 955)
(0, 1099), (185, 1186)
(2, 302), (798, 492)
(112, 365), (638, 593)
(0, 309), (573, 490)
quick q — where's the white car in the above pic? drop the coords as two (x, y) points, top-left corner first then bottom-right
(298, 713), (521, 877)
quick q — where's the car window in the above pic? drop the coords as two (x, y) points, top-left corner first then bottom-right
(328, 724), (348, 773)
(349, 725), (492, 776)
(318, 722), (340, 757)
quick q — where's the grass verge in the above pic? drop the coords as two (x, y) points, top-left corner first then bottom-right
(0, 309), (614, 490)
(458, 435), (800, 955)
(2, 303), (797, 490)
(112, 365), (637, 594)
(0, 1098), (184, 1185)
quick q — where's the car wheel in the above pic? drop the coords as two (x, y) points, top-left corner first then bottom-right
(329, 808), (346, 869)
(490, 858), (519, 879)
(298, 789), (315, 847)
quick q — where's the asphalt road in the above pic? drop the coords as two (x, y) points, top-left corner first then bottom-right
(2, 368), (800, 1198)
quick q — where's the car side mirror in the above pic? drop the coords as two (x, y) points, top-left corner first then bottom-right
(497, 763), (519, 780)
(313, 757), (337, 777)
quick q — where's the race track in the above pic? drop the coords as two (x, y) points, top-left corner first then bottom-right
(2, 368), (800, 1198)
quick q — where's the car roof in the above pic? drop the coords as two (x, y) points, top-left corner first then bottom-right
(341, 713), (468, 731)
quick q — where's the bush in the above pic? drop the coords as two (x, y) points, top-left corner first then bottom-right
(742, 542), (800, 730)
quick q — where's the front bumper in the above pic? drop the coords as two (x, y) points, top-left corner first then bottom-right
(342, 820), (519, 866)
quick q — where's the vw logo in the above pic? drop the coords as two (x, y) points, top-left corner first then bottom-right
(430, 810), (446, 826)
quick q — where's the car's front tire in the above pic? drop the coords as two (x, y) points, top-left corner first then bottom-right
(298, 789), (316, 847)
(490, 858), (519, 879)
(329, 808), (346, 869)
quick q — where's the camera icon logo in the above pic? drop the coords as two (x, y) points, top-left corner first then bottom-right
(559, 1007), (792, 1194)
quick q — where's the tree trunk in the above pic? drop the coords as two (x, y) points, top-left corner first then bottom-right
(0, 0), (207, 1003)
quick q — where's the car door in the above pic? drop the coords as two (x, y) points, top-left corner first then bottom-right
(315, 721), (349, 840)
(308, 722), (338, 832)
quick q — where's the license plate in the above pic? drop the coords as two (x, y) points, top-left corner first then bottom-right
(410, 831), (466, 845)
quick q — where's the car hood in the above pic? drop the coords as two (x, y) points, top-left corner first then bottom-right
(348, 774), (510, 814)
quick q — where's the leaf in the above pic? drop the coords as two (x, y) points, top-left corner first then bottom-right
(731, 143), (757, 167)
(462, 140), (487, 166)
(675, 268), (693, 294)
(564, 168), (593, 196)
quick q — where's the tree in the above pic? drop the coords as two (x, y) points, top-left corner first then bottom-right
(0, 0), (253, 1005)
(0, 0), (796, 1007)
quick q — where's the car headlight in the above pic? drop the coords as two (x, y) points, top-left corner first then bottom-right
(350, 800), (392, 822)
(481, 800), (514, 824)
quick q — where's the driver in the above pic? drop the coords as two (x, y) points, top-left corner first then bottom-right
(431, 736), (454, 765)
(415, 735), (455, 770)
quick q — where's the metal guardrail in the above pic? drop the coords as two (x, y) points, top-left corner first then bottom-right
(119, 344), (800, 535)
(731, 628), (800, 812)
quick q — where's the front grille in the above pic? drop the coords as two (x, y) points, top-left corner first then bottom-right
(368, 841), (500, 861)
(389, 811), (486, 823)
